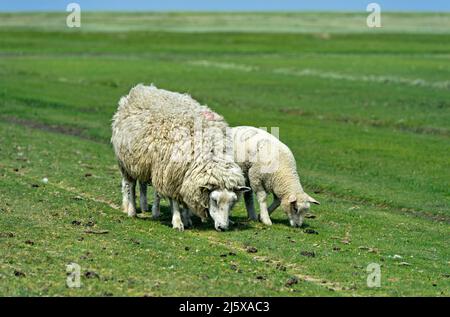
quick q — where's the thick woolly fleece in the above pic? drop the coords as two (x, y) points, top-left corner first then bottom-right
(111, 84), (245, 219)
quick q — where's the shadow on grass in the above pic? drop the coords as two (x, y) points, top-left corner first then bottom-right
(136, 204), (255, 232)
(136, 202), (316, 234)
(269, 217), (312, 229)
(137, 202), (315, 232)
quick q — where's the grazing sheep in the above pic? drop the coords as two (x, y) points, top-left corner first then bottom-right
(111, 84), (249, 231)
(231, 126), (319, 227)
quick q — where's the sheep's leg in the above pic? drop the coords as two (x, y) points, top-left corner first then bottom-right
(170, 199), (184, 231)
(152, 191), (161, 219)
(139, 181), (148, 213)
(122, 178), (136, 217)
(256, 191), (272, 226)
(244, 190), (258, 221)
(181, 207), (193, 228)
(268, 195), (281, 215)
(121, 178), (129, 214)
(129, 181), (136, 217)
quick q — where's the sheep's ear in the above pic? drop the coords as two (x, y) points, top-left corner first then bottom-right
(287, 195), (298, 212)
(305, 193), (320, 205)
(289, 201), (298, 213)
(200, 185), (214, 193)
(235, 186), (251, 193)
(288, 194), (297, 203)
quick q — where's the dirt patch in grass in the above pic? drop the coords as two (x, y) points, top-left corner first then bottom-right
(2, 117), (102, 142)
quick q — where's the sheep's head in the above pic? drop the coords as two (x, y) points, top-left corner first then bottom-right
(282, 192), (320, 228)
(202, 185), (250, 231)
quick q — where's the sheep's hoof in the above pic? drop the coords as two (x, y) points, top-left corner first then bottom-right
(259, 215), (272, 226)
(173, 224), (184, 232)
(262, 220), (272, 226)
(172, 219), (184, 231)
(127, 210), (137, 217)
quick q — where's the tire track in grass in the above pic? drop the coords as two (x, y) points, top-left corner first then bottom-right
(273, 68), (450, 90)
(279, 109), (449, 138)
(187, 60), (258, 72)
(187, 59), (450, 90)
(9, 170), (348, 294)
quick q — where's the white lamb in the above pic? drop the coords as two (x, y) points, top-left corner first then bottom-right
(111, 84), (249, 231)
(231, 126), (319, 227)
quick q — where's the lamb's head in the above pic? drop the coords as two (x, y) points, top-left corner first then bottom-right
(203, 186), (251, 231)
(282, 192), (320, 228)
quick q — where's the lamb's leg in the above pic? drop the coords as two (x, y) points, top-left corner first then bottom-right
(139, 181), (148, 213)
(170, 199), (184, 231)
(152, 191), (161, 219)
(122, 178), (136, 217)
(244, 190), (258, 221)
(268, 195), (281, 215)
(256, 191), (272, 226)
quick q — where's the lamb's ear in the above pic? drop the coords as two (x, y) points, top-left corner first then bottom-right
(305, 193), (320, 205)
(235, 186), (251, 193)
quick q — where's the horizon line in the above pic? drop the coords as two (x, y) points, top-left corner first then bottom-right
(1, 9), (449, 13)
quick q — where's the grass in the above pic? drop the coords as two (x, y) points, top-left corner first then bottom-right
(0, 12), (449, 33)
(0, 12), (449, 296)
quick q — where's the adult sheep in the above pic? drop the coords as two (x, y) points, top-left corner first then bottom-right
(111, 84), (249, 231)
(232, 126), (320, 227)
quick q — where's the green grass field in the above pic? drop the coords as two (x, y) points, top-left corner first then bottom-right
(0, 12), (449, 296)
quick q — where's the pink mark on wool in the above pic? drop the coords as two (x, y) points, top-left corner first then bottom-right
(202, 111), (216, 121)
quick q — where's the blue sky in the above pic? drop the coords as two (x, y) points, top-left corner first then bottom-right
(1, 0), (449, 12)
